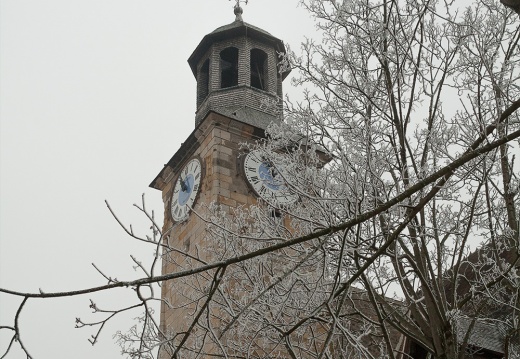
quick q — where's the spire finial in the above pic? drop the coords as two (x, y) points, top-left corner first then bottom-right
(231, 0), (248, 21)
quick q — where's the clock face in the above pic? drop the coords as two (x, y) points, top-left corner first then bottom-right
(244, 150), (298, 206)
(171, 158), (202, 221)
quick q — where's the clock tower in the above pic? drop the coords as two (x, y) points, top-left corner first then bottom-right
(149, 5), (291, 357)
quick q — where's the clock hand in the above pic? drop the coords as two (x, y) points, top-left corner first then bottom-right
(180, 176), (188, 192)
(266, 159), (279, 182)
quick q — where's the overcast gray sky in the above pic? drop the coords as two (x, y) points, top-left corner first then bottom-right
(0, 1), (314, 358)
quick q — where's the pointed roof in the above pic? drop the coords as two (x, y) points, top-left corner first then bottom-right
(187, 19), (289, 79)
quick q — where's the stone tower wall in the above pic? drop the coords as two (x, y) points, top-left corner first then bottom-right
(158, 113), (263, 357)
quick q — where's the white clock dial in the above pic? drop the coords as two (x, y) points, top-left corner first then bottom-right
(244, 150), (298, 205)
(171, 158), (202, 221)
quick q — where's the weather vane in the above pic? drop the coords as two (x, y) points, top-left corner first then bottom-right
(230, 0), (248, 21)
(231, 0), (249, 7)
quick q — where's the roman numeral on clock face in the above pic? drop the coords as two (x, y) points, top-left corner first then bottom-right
(259, 185), (271, 198)
(249, 176), (260, 185)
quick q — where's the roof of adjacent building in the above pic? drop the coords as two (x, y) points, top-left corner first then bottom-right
(456, 316), (518, 355)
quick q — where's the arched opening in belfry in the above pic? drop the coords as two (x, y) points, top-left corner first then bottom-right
(197, 59), (210, 106)
(250, 49), (268, 91)
(220, 47), (239, 88)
